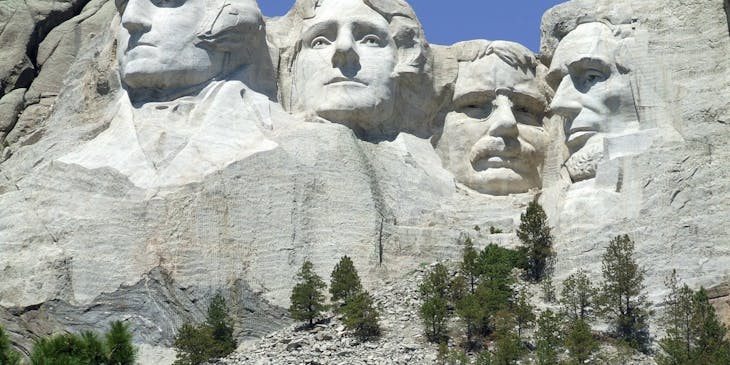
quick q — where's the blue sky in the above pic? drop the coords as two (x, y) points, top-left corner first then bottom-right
(259, 1), (567, 51)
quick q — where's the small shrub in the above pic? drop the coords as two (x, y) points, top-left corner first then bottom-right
(342, 291), (380, 340)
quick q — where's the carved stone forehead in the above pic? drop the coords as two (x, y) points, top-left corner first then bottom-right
(302, 0), (388, 26)
(549, 22), (620, 75)
(454, 55), (547, 108)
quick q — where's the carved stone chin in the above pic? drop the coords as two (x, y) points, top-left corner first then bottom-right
(565, 136), (605, 183)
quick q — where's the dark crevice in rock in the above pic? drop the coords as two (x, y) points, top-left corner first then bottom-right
(725, 0), (730, 36)
(25, 0), (92, 70)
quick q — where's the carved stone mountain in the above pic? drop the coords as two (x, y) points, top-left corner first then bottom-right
(0, 0), (728, 361)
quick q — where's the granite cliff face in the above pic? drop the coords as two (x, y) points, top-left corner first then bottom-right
(0, 0), (728, 361)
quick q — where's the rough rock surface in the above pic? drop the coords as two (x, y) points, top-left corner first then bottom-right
(0, 0), (727, 363)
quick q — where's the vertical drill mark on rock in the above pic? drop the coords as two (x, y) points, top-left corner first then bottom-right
(378, 216), (384, 266)
(725, 0), (730, 36)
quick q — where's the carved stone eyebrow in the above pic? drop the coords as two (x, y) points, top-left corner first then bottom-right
(568, 57), (611, 76)
(300, 20), (338, 45)
(453, 90), (494, 109)
(350, 20), (390, 40)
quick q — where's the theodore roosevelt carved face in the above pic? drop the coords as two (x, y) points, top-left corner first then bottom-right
(437, 41), (552, 196)
(547, 21), (637, 182)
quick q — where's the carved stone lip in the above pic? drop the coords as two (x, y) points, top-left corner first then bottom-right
(130, 42), (156, 50)
(324, 77), (367, 87)
(566, 128), (597, 148)
(470, 148), (523, 172)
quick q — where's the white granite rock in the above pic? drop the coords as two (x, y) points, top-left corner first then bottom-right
(0, 0), (727, 361)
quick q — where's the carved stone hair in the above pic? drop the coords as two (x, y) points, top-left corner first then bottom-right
(194, 0), (269, 77)
(450, 39), (553, 103)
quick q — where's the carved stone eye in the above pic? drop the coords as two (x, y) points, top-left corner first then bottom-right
(311, 36), (330, 49)
(360, 35), (381, 46)
(584, 69), (607, 84)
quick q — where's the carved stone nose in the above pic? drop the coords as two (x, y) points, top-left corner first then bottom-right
(488, 95), (519, 139)
(121, 0), (152, 34)
(550, 75), (583, 119)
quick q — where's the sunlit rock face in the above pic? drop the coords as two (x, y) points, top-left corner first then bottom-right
(436, 40), (552, 196)
(538, 0), (730, 312)
(0, 0), (729, 359)
(547, 20), (639, 182)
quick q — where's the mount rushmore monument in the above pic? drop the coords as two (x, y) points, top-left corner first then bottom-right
(0, 0), (728, 357)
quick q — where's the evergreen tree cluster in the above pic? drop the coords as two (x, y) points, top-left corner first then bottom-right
(657, 271), (730, 365)
(173, 293), (237, 365)
(418, 236), (529, 358)
(15, 320), (136, 365)
(289, 256), (380, 340)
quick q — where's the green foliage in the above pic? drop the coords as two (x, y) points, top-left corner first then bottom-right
(173, 294), (236, 365)
(329, 256), (363, 306)
(460, 237), (480, 294)
(540, 275), (557, 303)
(489, 226), (503, 234)
(535, 309), (563, 365)
(598, 234), (651, 352)
(0, 325), (21, 365)
(289, 260), (327, 327)
(475, 350), (493, 365)
(564, 319), (597, 365)
(512, 287), (535, 339)
(560, 269), (596, 323)
(419, 263), (451, 343)
(206, 293), (236, 355)
(658, 272), (730, 365)
(474, 244), (523, 335)
(28, 323), (137, 365)
(173, 323), (217, 365)
(491, 311), (525, 365)
(30, 331), (108, 365)
(516, 201), (554, 282)
(342, 290), (380, 340)
(455, 292), (485, 349)
(106, 321), (136, 365)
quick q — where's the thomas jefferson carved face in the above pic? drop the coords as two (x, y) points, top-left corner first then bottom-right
(437, 43), (550, 196)
(548, 22), (637, 182)
(290, 0), (397, 131)
(116, 0), (226, 92)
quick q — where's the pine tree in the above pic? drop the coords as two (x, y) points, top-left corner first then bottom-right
(289, 260), (327, 327)
(516, 201), (554, 282)
(564, 319), (597, 365)
(106, 321), (136, 365)
(512, 287), (535, 339)
(560, 269), (596, 323)
(598, 234), (651, 352)
(173, 294), (236, 365)
(657, 271), (695, 365)
(691, 288), (730, 363)
(491, 311), (525, 365)
(535, 309), (562, 365)
(330, 256), (363, 306)
(206, 293), (236, 357)
(173, 323), (217, 365)
(460, 237), (480, 293)
(0, 325), (21, 365)
(455, 292), (484, 349)
(342, 290), (380, 340)
(419, 263), (450, 343)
